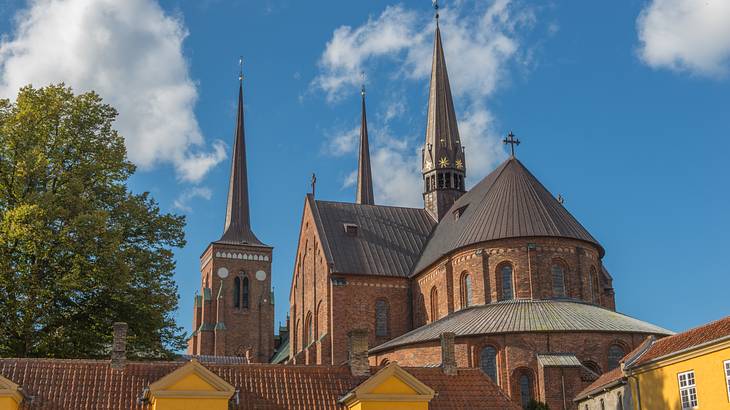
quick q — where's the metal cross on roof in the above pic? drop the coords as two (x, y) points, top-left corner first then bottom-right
(503, 131), (521, 157)
(311, 172), (317, 197)
(238, 56), (243, 82)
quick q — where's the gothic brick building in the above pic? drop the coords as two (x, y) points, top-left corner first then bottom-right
(187, 72), (274, 363)
(285, 17), (672, 410)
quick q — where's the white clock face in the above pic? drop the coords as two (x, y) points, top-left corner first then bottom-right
(255, 270), (267, 281)
(216, 267), (229, 279)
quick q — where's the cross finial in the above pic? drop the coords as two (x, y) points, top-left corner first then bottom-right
(503, 131), (521, 157)
(238, 56), (243, 82)
(311, 172), (317, 197)
(433, 0), (439, 21)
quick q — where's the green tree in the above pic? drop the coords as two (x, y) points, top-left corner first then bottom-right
(0, 84), (186, 358)
(524, 399), (550, 410)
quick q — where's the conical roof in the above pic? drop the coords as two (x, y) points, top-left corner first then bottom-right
(412, 157), (602, 274)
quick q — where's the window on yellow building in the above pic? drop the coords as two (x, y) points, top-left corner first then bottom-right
(678, 370), (698, 409)
(725, 360), (730, 402)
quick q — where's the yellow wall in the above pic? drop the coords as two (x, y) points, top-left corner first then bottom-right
(0, 397), (19, 410)
(631, 345), (730, 410)
(348, 401), (429, 410)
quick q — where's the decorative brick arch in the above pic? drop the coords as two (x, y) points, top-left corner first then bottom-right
(511, 367), (536, 407)
(550, 257), (569, 298)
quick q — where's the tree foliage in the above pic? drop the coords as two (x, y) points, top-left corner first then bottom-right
(0, 84), (186, 358)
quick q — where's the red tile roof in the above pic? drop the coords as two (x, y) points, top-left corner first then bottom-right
(631, 315), (730, 367)
(574, 366), (624, 401)
(0, 359), (519, 409)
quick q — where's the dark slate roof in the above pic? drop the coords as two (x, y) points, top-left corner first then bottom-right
(370, 300), (673, 353)
(413, 158), (603, 274)
(0, 359), (518, 410)
(356, 89), (374, 205)
(311, 197), (436, 277)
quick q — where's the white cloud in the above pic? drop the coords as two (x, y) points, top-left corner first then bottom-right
(316, 1), (532, 206)
(324, 125), (359, 156)
(637, 0), (730, 76)
(0, 0), (225, 182)
(173, 186), (212, 213)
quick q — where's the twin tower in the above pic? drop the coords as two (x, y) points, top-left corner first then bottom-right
(187, 16), (466, 361)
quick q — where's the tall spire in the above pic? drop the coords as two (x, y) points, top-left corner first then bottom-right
(422, 11), (466, 220)
(356, 82), (375, 205)
(220, 60), (263, 245)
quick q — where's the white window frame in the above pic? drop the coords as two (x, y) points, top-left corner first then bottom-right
(677, 370), (698, 409)
(724, 360), (730, 402)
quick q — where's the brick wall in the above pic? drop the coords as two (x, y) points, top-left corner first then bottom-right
(370, 331), (652, 409)
(412, 237), (615, 328)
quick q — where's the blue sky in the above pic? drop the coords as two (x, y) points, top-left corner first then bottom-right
(1, 0), (728, 340)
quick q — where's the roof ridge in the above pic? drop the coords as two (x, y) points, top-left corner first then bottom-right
(314, 198), (427, 212)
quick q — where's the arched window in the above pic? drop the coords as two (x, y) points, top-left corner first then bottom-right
(430, 286), (439, 321)
(233, 276), (241, 308)
(460, 273), (472, 308)
(500, 264), (514, 301)
(617, 392), (624, 410)
(479, 346), (498, 383)
(607, 344), (626, 371)
(518, 372), (533, 406)
(304, 312), (313, 346)
(582, 360), (602, 376)
(375, 299), (389, 337)
(551, 262), (566, 297)
(241, 276), (249, 308)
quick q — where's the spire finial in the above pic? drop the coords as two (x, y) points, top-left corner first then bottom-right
(238, 56), (243, 82)
(433, 0), (439, 21)
(311, 172), (317, 197)
(360, 71), (366, 96)
(503, 131), (521, 157)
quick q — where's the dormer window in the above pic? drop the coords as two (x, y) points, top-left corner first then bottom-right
(453, 205), (468, 221)
(343, 223), (359, 236)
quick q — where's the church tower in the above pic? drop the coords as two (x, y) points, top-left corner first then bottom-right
(422, 16), (466, 220)
(188, 66), (274, 362)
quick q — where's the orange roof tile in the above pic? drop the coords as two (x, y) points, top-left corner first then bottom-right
(574, 367), (624, 401)
(0, 359), (519, 409)
(632, 316), (730, 367)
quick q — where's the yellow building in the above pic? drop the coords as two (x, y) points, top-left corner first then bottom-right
(575, 316), (730, 410)
(627, 316), (730, 410)
(0, 327), (519, 410)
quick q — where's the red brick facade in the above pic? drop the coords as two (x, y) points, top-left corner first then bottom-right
(188, 242), (274, 363)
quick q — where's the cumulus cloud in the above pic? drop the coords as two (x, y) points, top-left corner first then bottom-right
(637, 0), (730, 76)
(316, 0), (532, 206)
(0, 0), (225, 182)
(173, 186), (213, 213)
(324, 125), (360, 156)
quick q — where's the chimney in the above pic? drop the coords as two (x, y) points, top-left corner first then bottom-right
(347, 329), (370, 376)
(440, 332), (457, 375)
(111, 322), (128, 369)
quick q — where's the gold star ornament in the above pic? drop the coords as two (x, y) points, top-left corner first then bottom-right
(455, 159), (463, 169)
(439, 157), (450, 168)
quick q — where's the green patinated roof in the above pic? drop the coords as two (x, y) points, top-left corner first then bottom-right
(270, 337), (289, 364)
(215, 322), (226, 330)
(371, 299), (673, 353)
(537, 353), (582, 367)
(197, 323), (215, 332)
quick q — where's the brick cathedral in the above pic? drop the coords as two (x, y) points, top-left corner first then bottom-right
(188, 13), (672, 410)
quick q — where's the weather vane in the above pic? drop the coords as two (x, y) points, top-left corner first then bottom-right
(433, 0), (439, 20)
(503, 131), (521, 157)
(238, 56), (243, 82)
(360, 71), (366, 96)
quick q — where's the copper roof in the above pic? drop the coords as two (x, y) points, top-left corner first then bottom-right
(413, 157), (603, 274)
(630, 315), (730, 367)
(219, 78), (264, 246)
(371, 300), (672, 353)
(311, 198), (436, 277)
(356, 89), (374, 205)
(0, 359), (518, 409)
